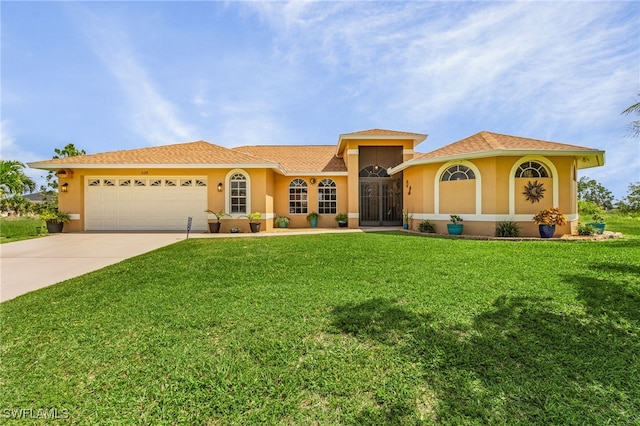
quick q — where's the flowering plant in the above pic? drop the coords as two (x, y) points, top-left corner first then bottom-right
(532, 208), (567, 226)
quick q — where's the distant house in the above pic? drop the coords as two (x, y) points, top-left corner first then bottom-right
(24, 192), (54, 203)
(28, 129), (604, 236)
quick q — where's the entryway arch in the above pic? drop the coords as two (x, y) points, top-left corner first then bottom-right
(359, 165), (403, 226)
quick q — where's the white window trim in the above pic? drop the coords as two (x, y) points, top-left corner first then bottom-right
(434, 160), (482, 215)
(225, 169), (251, 217)
(317, 178), (338, 215)
(289, 178), (309, 215)
(509, 156), (558, 215)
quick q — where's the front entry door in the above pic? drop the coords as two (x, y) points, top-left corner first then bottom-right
(359, 179), (403, 226)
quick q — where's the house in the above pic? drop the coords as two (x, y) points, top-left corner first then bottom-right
(27, 129), (604, 236)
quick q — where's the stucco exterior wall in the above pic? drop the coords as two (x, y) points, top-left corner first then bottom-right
(57, 167), (270, 232)
(271, 174), (349, 228)
(404, 155), (579, 237)
(340, 138), (415, 227)
(438, 180), (476, 214)
(52, 143), (585, 237)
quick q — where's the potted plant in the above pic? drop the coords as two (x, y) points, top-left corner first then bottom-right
(335, 213), (348, 227)
(246, 212), (262, 233)
(586, 212), (606, 234)
(532, 207), (567, 238)
(402, 209), (412, 230)
(275, 215), (290, 228)
(230, 226), (240, 233)
(205, 209), (229, 233)
(447, 215), (463, 235)
(306, 211), (320, 228)
(40, 209), (71, 233)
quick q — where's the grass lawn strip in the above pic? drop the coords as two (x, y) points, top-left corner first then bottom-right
(0, 222), (638, 424)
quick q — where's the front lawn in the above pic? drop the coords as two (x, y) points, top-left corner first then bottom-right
(1, 228), (639, 424)
(0, 216), (46, 243)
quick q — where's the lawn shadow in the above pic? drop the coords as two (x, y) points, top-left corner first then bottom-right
(331, 297), (430, 345)
(570, 262), (640, 324)
(330, 294), (639, 424)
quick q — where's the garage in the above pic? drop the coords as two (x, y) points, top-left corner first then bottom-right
(85, 177), (208, 231)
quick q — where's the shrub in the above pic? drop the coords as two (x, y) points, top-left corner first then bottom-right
(577, 223), (597, 236)
(578, 200), (603, 217)
(495, 221), (520, 237)
(418, 220), (436, 233)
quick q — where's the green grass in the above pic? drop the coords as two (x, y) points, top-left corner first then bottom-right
(1, 222), (639, 424)
(0, 216), (47, 243)
(603, 211), (640, 235)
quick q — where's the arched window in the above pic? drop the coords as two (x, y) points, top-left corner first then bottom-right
(289, 178), (308, 214)
(229, 173), (247, 214)
(318, 179), (337, 214)
(359, 165), (390, 178)
(441, 165), (476, 181)
(515, 161), (549, 178)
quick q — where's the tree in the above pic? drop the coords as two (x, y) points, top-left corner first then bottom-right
(0, 195), (33, 216)
(622, 93), (640, 137)
(40, 143), (86, 207)
(619, 182), (640, 213)
(577, 176), (614, 210)
(0, 160), (36, 198)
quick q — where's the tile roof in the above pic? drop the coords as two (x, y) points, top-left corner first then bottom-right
(336, 128), (428, 157)
(28, 141), (278, 168)
(419, 131), (599, 159)
(341, 128), (428, 138)
(233, 145), (346, 173)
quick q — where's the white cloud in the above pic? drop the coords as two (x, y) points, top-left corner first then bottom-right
(77, 10), (196, 145)
(247, 1), (636, 132)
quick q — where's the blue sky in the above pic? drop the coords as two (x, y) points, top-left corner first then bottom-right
(2, 1), (638, 198)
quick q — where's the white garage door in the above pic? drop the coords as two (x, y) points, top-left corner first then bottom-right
(85, 177), (208, 231)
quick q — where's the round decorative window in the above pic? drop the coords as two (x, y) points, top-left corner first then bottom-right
(523, 180), (546, 203)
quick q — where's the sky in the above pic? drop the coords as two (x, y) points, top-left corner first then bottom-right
(1, 1), (639, 199)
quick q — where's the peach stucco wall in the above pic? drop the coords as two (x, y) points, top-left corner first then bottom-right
(58, 167), (350, 232)
(341, 138), (415, 227)
(272, 175), (348, 228)
(56, 150), (580, 237)
(403, 155), (579, 237)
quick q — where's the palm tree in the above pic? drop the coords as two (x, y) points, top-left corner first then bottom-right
(622, 93), (640, 137)
(0, 160), (36, 198)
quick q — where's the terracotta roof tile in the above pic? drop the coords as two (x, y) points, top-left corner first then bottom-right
(419, 131), (597, 159)
(29, 141), (276, 167)
(234, 145), (346, 173)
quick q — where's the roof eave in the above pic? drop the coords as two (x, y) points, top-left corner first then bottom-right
(27, 162), (283, 171)
(389, 149), (605, 174)
(280, 171), (348, 176)
(336, 133), (428, 158)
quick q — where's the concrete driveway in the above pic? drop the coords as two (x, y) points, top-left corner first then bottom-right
(0, 233), (185, 302)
